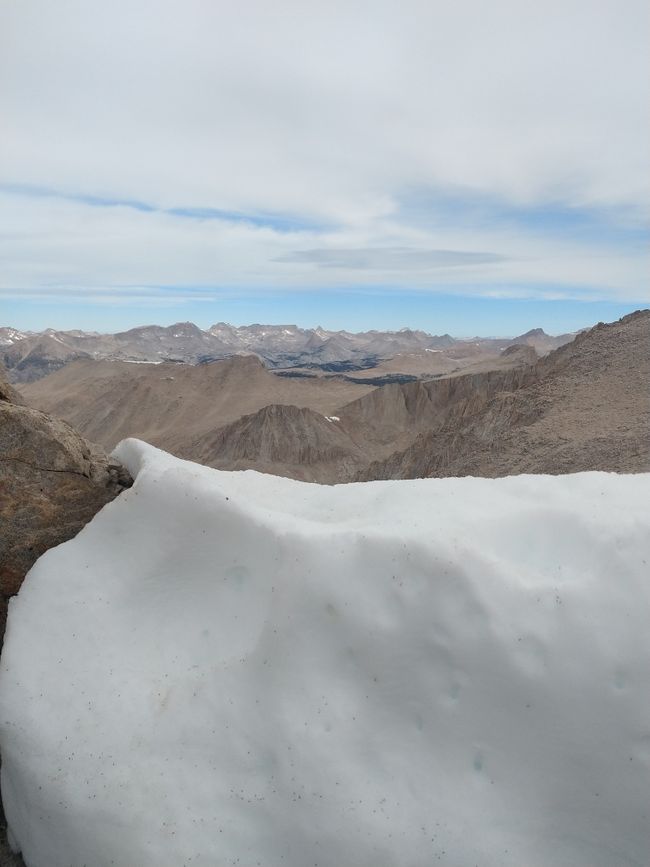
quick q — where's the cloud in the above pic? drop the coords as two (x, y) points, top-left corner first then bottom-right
(0, 288), (219, 307)
(0, 182), (324, 232)
(276, 247), (506, 270)
(396, 187), (649, 249)
(0, 187), (647, 304)
(0, 0), (648, 313)
(2, 0), (648, 215)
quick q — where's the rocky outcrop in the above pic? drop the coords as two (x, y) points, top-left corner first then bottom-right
(0, 366), (131, 643)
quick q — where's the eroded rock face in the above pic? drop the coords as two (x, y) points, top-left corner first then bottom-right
(0, 366), (131, 642)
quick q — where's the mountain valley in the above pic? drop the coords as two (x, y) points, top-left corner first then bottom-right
(17, 310), (650, 483)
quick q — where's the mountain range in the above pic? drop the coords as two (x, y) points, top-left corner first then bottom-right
(20, 310), (650, 484)
(1, 321), (575, 383)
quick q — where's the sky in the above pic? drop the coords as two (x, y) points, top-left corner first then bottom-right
(1, 0), (648, 336)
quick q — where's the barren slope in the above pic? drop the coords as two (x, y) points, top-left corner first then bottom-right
(19, 312), (647, 483)
(20, 356), (374, 454)
(331, 346), (538, 458)
(358, 310), (650, 480)
(187, 404), (365, 482)
(185, 344), (541, 481)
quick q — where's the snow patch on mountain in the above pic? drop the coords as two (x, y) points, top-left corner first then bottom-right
(0, 440), (648, 866)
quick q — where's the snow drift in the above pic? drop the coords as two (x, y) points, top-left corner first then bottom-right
(1, 439), (649, 866)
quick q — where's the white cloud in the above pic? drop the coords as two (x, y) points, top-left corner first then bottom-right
(0, 0), (648, 304)
(275, 248), (506, 270)
(0, 190), (647, 302)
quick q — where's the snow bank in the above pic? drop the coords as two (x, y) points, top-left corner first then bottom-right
(1, 439), (649, 866)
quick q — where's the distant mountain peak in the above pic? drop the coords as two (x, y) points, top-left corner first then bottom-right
(519, 327), (547, 338)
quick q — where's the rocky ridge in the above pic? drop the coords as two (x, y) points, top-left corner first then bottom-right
(20, 340), (545, 483)
(2, 321), (575, 383)
(14, 312), (648, 485)
(170, 311), (648, 482)
(356, 310), (650, 480)
(187, 404), (367, 482)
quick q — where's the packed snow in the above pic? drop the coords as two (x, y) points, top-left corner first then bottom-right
(1, 439), (649, 867)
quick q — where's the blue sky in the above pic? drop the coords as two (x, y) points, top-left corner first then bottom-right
(1, 0), (648, 336)
(3, 289), (643, 338)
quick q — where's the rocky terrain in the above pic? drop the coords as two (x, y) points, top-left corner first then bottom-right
(20, 355), (374, 454)
(1, 321), (574, 383)
(188, 404), (367, 482)
(0, 367), (131, 640)
(18, 310), (650, 484)
(358, 309), (650, 480)
(21, 339), (545, 482)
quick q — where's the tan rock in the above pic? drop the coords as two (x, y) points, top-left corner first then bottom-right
(0, 366), (131, 643)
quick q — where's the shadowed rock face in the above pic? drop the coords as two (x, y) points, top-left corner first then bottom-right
(0, 365), (132, 643)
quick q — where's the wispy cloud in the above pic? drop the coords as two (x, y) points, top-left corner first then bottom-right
(0, 182), (322, 233)
(0, 285), (221, 307)
(276, 247), (507, 270)
(0, 184), (647, 304)
(396, 186), (650, 249)
(0, 0), (648, 325)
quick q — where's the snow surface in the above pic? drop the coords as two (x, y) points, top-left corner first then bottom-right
(1, 439), (649, 867)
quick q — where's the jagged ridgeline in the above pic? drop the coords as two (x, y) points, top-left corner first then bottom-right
(1, 321), (573, 383)
(17, 310), (650, 483)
